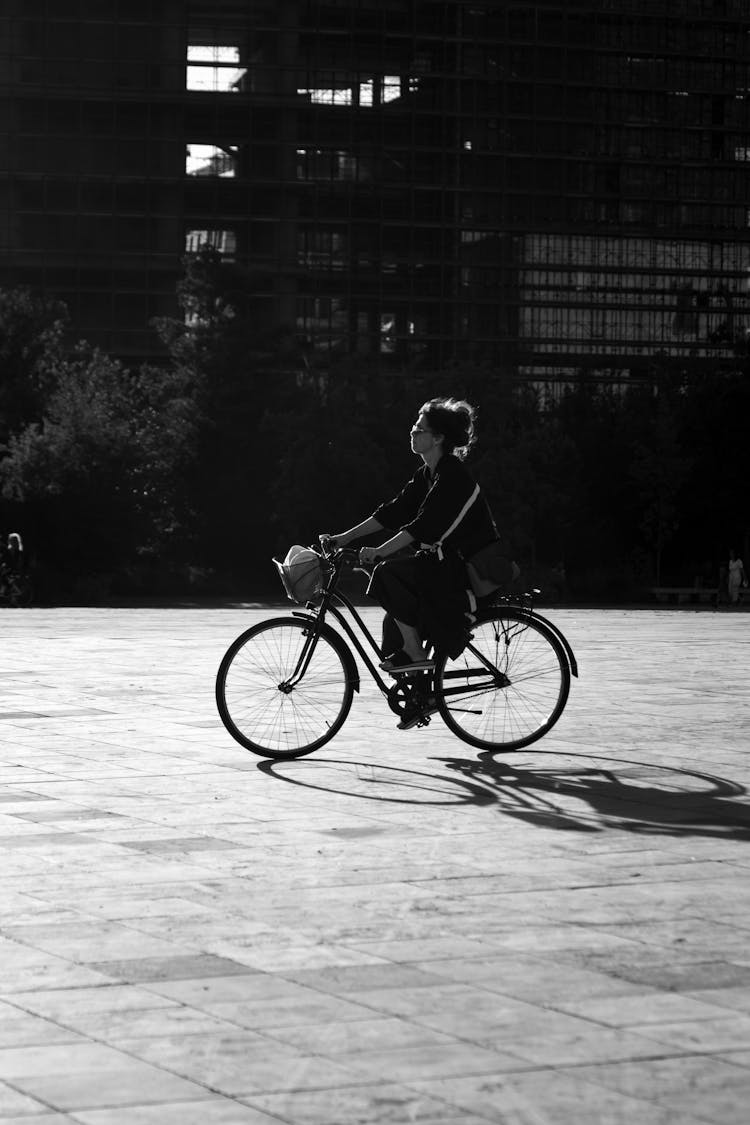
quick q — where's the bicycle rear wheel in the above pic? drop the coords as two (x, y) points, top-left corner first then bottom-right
(435, 608), (570, 751)
(216, 617), (354, 758)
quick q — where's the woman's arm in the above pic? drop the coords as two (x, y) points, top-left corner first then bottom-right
(360, 528), (415, 564)
(328, 516), (384, 547)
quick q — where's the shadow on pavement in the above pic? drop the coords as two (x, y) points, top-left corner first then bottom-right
(256, 757), (496, 807)
(256, 751), (750, 839)
(433, 752), (750, 839)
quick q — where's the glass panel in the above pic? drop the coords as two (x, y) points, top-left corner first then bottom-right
(186, 143), (237, 177)
(186, 45), (243, 92)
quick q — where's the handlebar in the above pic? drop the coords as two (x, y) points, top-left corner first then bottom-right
(317, 537), (380, 567)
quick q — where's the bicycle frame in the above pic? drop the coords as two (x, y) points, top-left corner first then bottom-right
(290, 550), (394, 698)
(285, 550), (577, 704)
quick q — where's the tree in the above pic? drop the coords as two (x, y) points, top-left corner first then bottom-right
(0, 288), (68, 443)
(628, 389), (690, 586)
(265, 361), (401, 553)
(152, 248), (303, 576)
(0, 344), (197, 582)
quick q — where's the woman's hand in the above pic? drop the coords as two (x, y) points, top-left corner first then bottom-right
(359, 546), (382, 566)
(317, 534), (337, 557)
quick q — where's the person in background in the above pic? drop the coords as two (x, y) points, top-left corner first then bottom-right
(727, 547), (747, 606)
(6, 533), (25, 574)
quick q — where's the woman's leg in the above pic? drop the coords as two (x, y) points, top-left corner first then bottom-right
(369, 558), (429, 661)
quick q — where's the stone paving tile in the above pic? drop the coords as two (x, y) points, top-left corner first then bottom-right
(112, 1030), (363, 1097)
(556, 988), (743, 1025)
(208, 941), (400, 973)
(84, 953), (259, 984)
(0, 607), (749, 1122)
(6, 983), (244, 1041)
(243, 1082), (499, 1125)
(281, 963), (453, 996)
(685, 985), (750, 1014)
(0, 1116), (80, 1125)
(14, 1067), (213, 1113)
(0, 1078), (68, 1118)
(72, 1100), (287, 1124)
(630, 1013), (750, 1052)
(571, 955), (750, 992)
(720, 1049), (750, 1069)
(568, 1053), (750, 1108)
(201, 990), (390, 1031)
(334, 1041), (521, 1082)
(408, 1072), (714, 1125)
(259, 1015), (467, 1056)
(0, 922), (199, 963)
(0, 950), (112, 994)
(0, 1002), (84, 1048)
(406, 952), (654, 1005)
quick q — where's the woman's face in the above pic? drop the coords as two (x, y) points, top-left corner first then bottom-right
(410, 411), (435, 454)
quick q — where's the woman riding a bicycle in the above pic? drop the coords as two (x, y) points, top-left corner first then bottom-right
(326, 397), (498, 677)
(216, 397), (577, 759)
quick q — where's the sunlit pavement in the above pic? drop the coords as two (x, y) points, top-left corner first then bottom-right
(0, 604), (748, 1124)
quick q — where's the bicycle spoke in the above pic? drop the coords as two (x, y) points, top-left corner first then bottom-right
(436, 610), (570, 750)
(216, 618), (354, 758)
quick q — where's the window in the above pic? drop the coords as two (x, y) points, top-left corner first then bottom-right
(186, 45), (244, 92)
(297, 76), (353, 105)
(296, 297), (348, 351)
(382, 76), (401, 103)
(299, 74), (418, 107)
(185, 229), (237, 258)
(297, 228), (347, 270)
(380, 312), (397, 352)
(296, 148), (360, 181)
(186, 143), (237, 177)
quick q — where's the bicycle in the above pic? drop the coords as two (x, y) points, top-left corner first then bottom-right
(215, 543), (578, 759)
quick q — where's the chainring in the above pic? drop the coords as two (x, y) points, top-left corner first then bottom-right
(386, 676), (432, 718)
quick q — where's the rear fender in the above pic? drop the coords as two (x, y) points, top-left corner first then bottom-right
(527, 611), (579, 678)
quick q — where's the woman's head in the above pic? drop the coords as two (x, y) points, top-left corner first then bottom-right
(418, 397), (477, 460)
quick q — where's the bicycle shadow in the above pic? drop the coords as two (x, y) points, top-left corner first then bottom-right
(256, 757), (497, 808)
(432, 751), (750, 840)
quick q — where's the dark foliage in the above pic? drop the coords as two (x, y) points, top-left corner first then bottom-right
(0, 262), (745, 601)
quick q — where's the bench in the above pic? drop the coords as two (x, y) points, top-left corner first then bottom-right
(651, 586), (719, 605)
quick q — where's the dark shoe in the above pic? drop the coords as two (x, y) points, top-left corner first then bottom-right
(380, 651), (435, 675)
(396, 695), (438, 730)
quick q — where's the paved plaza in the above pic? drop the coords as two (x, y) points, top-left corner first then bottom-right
(0, 603), (748, 1123)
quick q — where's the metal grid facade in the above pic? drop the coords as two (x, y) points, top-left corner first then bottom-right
(1, 0), (749, 376)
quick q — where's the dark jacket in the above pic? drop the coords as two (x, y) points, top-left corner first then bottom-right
(371, 456), (498, 657)
(372, 454), (497, 558)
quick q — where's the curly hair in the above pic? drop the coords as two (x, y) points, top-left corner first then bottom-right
(420, 397), (477, 460)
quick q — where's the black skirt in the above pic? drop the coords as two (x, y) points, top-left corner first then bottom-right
(367, 551), (472, 660)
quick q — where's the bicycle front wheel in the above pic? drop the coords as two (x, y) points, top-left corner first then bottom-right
(216, 617), (354, 758)
(435, 608), (570, 751)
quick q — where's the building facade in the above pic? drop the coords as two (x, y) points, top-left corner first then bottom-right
(1, 0), (749, 378)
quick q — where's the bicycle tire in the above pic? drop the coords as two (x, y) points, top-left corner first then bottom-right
(216, 617), (354, 759)
(434, 607), (571, 751)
